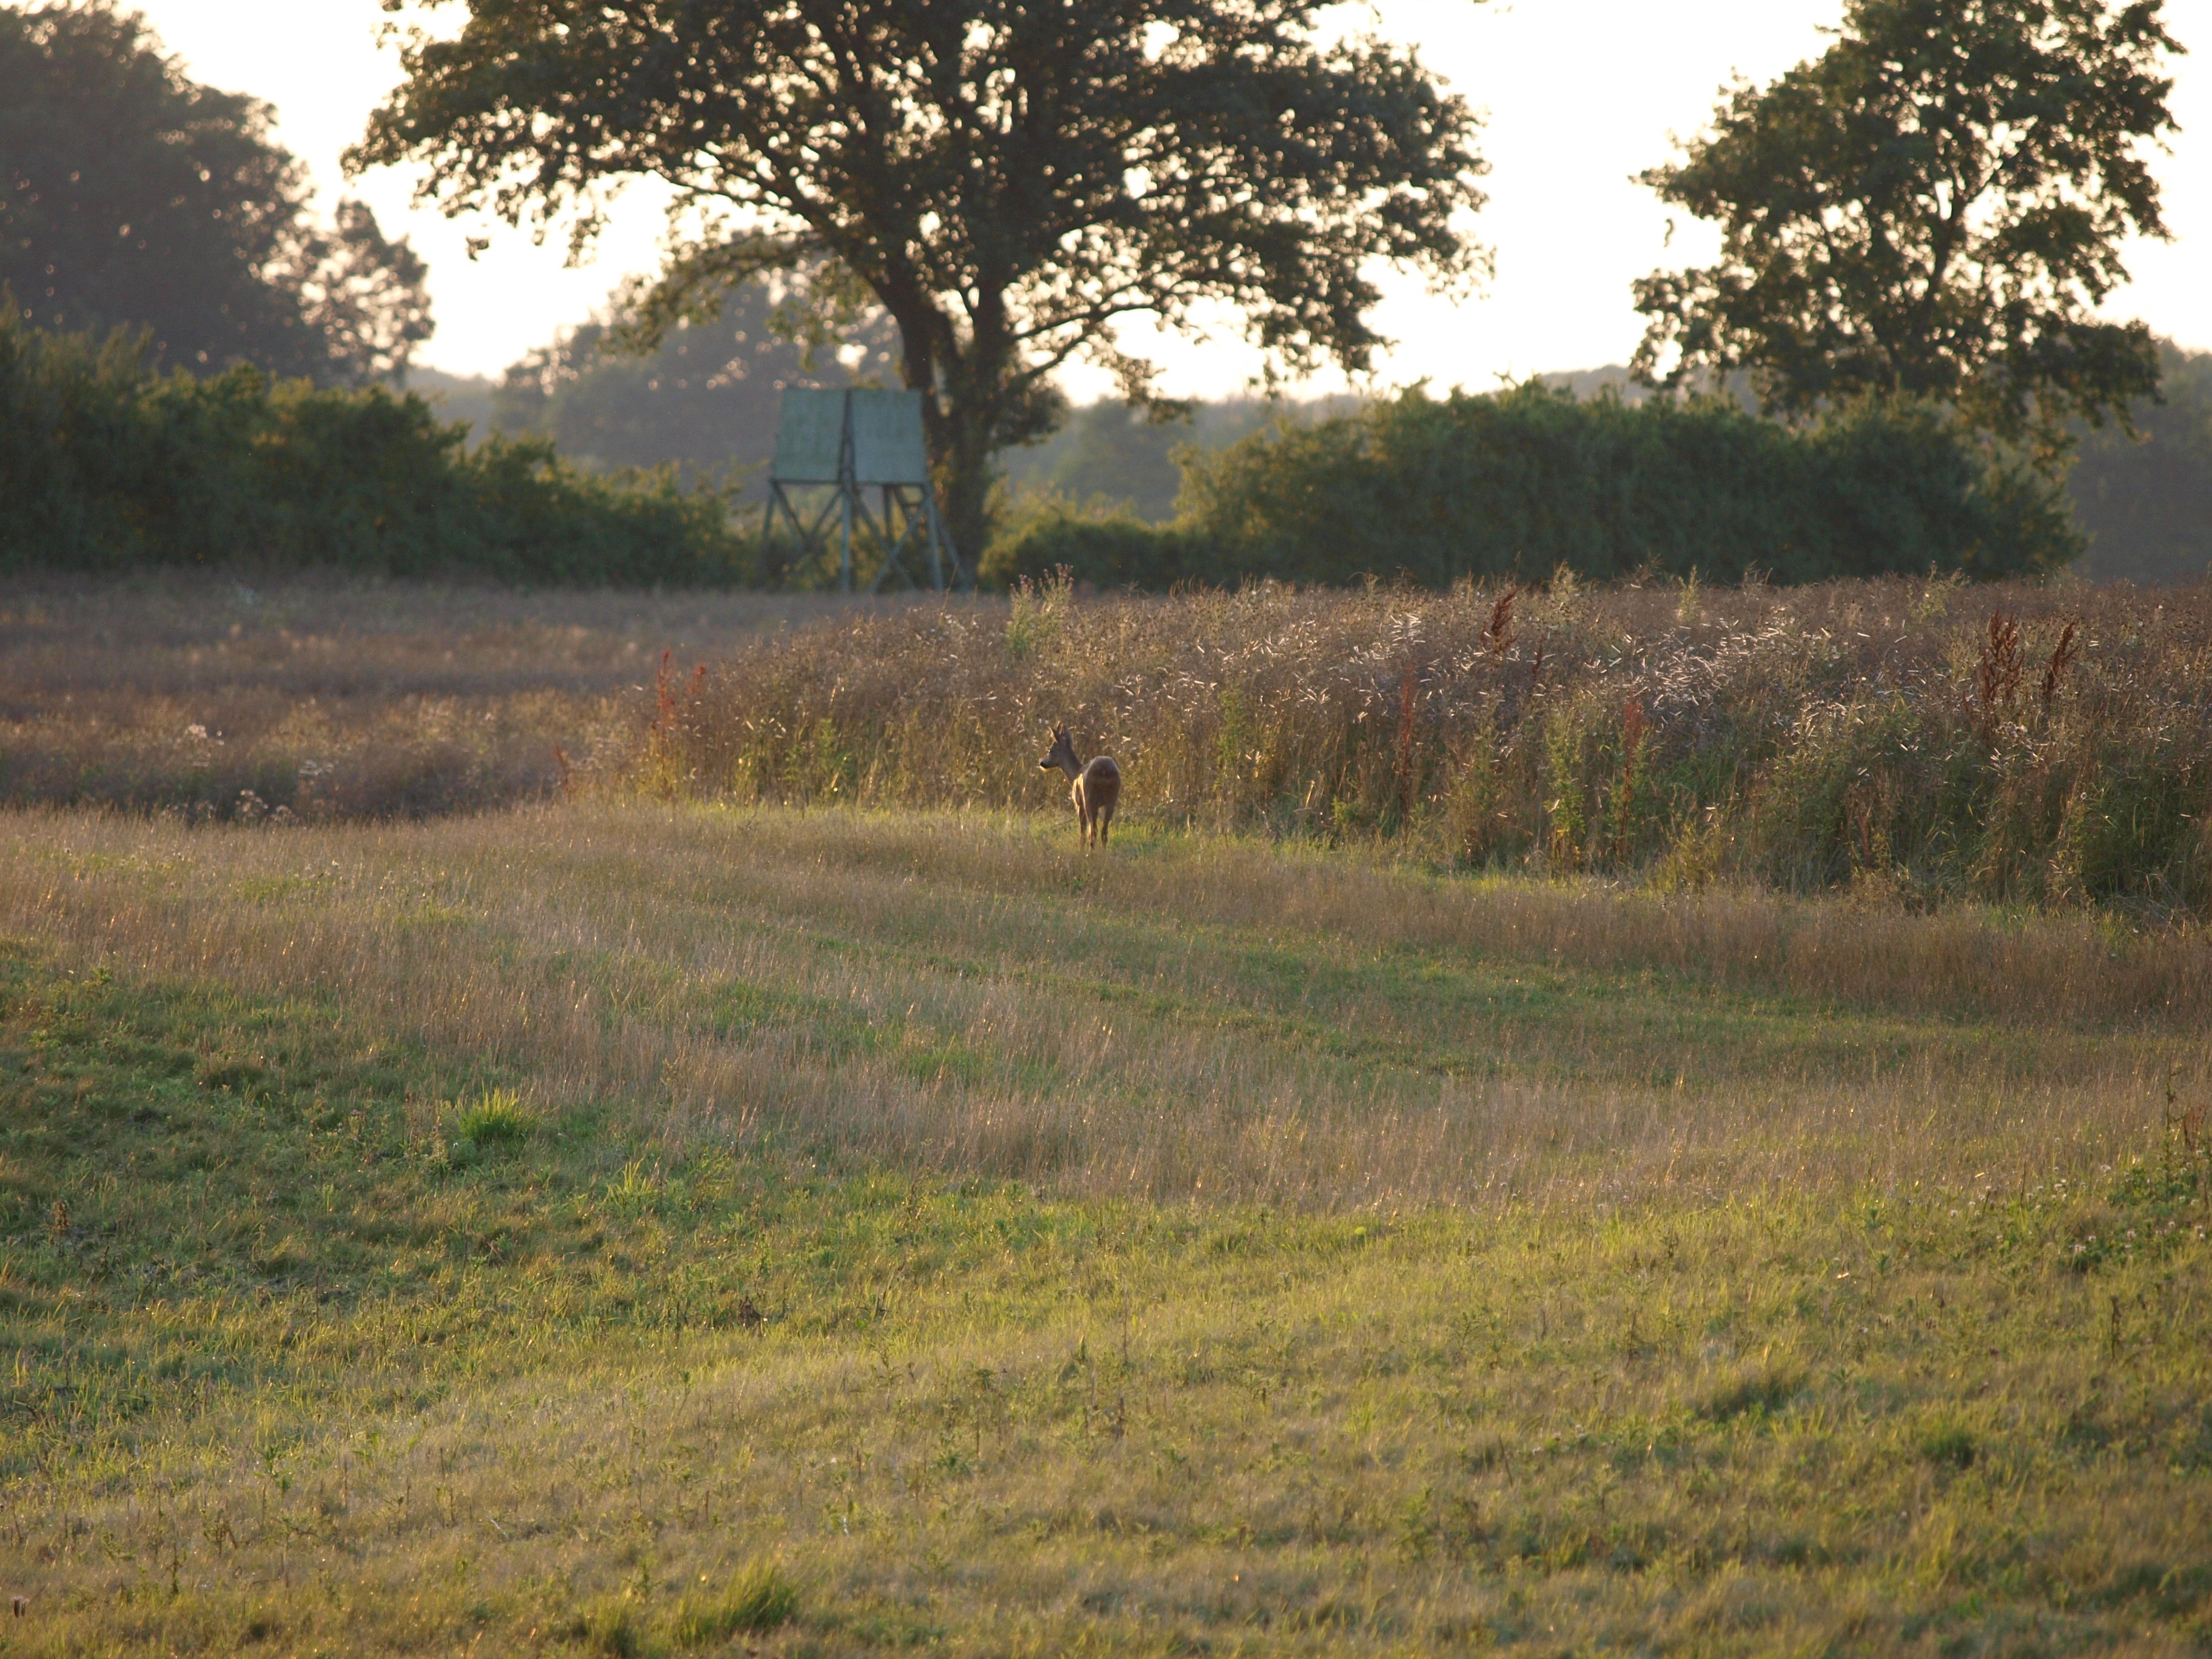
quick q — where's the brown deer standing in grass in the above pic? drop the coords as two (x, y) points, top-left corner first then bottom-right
(1040, 723), (1120, 850)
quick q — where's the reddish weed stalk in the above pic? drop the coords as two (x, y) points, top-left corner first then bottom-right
(2040, 620), (2079, 710)
(1974, 610), (2023, 732)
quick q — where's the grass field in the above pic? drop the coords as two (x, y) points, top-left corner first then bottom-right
(0, 576), (893, 820)
(5, 800), (2211, 1655)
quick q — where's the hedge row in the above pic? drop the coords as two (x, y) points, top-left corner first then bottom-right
(0, 304), (746, 583)
(984, 384), (2082, 589)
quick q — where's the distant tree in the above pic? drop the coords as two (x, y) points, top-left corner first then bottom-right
(1000, 397), (1315, 522)
(1631, 0), (2179, 462)
(353, 0), (1488, 559)
(494, 276), (902, 483)
(0, 1), (432, 381)
(2068, 338), (2212, 582)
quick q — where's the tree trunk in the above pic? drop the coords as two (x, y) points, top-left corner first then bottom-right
(936, 415), (995, 577)
(904, 333), (1000, 583)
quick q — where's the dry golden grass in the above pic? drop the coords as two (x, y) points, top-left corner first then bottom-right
(5, 572), (2211, 1652)
(654, 571), (2212, 917)
(0, 574), (922, 819)
(4, 803), (2204, 1210)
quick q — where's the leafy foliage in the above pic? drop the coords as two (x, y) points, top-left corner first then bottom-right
(1631, 0), (2178, 459)
(0, 307), (744, 581)
(354, 0), (1490, 554)
(0, 1), (432, 383)
(986, 384), (2080, 589)
(999, 396), (1325, 522)
(2070, 338), (2212, 583)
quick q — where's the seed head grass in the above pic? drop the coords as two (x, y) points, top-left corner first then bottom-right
(0, 572), (888, 822)
(650, 572), (2212, 919)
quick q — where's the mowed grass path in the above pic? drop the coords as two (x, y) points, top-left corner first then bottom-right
(2, 804), (2210, 1655)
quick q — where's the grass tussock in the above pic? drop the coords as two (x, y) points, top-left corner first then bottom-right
(649, 571), (2212, 918)
(451, 1087), (534, 1155)
(671, 1563), (802, 1644)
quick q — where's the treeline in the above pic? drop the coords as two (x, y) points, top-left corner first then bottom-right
(984, 385), (2080, 589)
(990, 341), (2212, 588)
(2070, 340), (2212, 585)
(487, 278), (901, 483)
(2, 2), (431, 384)
(0, 306), (744, 583)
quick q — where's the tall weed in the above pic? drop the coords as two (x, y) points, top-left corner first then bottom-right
(648, 575), (2212, 917)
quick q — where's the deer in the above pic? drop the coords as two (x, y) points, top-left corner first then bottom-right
(1039, 723), (1121, 850)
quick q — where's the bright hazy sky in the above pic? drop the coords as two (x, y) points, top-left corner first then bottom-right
(130, 0), (2212, 397)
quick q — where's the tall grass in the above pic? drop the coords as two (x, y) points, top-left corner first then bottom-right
(647, 572), (2212, 918)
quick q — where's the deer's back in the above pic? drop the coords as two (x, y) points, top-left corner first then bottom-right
(1079, 756), (1120, 811)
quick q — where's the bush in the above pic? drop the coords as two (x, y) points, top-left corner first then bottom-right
(978, 492), (1207, 591)
(985, 384), (2082, 591)
(0, 301), (750, 583)
(1187, 385), (2083, 586)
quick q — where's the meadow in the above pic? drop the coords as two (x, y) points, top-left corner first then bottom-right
(2, 578), (2211, 1656)
(652, 571), (2212, 920)
(0, 578), (883, 820)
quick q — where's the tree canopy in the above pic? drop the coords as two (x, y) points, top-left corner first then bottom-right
(353, 0), (1489, 557)
(1631, 0), (2179, 460)
(0, 1), (432, 382)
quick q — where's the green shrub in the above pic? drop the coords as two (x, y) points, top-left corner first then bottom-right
(979, 491), (1207, 591)
(1171, 384), (2080, 589)
(0, 301), (749, 583)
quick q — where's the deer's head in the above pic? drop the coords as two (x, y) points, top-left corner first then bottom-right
(1039, 723), (1080, 777)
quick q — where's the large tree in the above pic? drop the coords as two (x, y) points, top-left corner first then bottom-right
(351, 0), (1488, 560)
(1630, 0), (2179, 461)
(0, 1), (432, 382)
